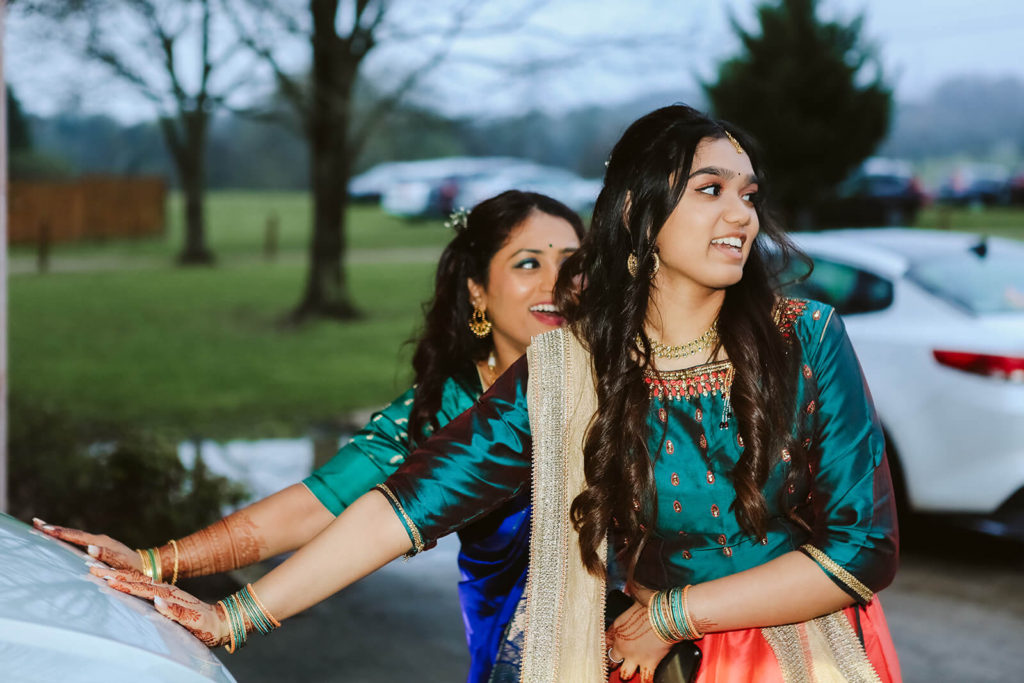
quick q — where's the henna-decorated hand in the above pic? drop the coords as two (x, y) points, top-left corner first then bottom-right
(33, 518), (144, 572)
(90, 566), (229, 648)
(606, 601), (672, 683)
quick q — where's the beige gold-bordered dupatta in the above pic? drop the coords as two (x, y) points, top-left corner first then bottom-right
(521, 328), (607, 683)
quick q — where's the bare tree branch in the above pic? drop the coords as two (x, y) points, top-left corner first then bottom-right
(220, 0), (310, 125)
(348, 1), (476, 154)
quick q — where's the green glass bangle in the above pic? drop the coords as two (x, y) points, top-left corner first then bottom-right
(647, 591), (675, 643)
(237, 586), (273, 635)
(666, 589), (684, 641)
(145, 548), (161, 583)
(225, 595), (248, 649)
(670, 587), (691, 640)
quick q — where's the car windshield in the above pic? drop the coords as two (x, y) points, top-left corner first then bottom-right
(909, 252), (1024, 315)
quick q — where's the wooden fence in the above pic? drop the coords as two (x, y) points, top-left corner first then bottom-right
(8, 175), (166, 245)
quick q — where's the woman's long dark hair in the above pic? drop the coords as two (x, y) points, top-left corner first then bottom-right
(409, 190), (585, 444)
(555, 104), (812, 578)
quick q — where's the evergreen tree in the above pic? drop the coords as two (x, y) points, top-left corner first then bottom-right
(705, 0), (891, 227)
(6, 86), (33, 152)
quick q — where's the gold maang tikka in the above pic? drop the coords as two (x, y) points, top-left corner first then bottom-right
(724, 130), (744, 155)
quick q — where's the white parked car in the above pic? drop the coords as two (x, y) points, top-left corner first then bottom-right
(0, 513), (236, 682)
(454, 165), (601, 215)
(784, 229), (1024, 538)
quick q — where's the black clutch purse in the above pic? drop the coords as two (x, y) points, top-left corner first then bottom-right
(605, 590), (702, 683)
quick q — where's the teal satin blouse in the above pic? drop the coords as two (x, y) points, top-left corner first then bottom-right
(303, 374), (479, 514)
(381, 299), (899, 604)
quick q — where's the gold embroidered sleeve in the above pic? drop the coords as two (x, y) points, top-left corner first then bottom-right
(800, 544), (874, 604)
(375, 483), (424, 556)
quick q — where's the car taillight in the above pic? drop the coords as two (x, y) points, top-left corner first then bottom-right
(933, 350), (1024, 382)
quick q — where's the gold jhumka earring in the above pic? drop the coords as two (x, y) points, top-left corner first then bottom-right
(469, 304), (492, 337)
(627, 251), (660, 279)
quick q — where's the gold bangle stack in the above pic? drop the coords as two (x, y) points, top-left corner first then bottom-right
(647, 585), (704, 643)
(136, 541), (180, 585)
(168, 539), (180, 585)
(136, 547), (162, 583)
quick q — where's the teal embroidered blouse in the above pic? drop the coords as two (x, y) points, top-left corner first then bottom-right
(380, 299), (898, 605)
(303, 374), (479, 514)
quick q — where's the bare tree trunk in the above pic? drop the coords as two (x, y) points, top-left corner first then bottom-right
(294, 148), (358, 319)
(174, 112), (215, 265)
(291, 0), (360, 321)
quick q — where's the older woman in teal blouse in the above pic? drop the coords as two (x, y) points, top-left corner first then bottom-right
(39, 189), (584, 683)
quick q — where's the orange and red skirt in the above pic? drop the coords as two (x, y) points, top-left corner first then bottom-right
(609, 599), (900, 683)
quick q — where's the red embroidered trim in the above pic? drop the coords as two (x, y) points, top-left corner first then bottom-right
(773, 297), (808, 343)
(645, 361), (733, 400)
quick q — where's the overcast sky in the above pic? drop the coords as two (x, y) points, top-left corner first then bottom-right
(5, 0), (1024, 121)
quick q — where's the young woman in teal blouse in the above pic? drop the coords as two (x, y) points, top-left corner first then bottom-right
(37, 189), (584, 683)
(90, 106), (901, 683)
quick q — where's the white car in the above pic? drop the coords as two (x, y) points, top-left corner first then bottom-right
(454, 165), (601, 215)
(784, 229), (1024, 538)
(0, 513), (236, 682)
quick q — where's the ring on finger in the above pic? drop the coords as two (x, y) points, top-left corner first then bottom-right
(607, 646), (625, 665)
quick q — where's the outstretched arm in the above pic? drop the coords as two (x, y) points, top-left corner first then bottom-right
(36, 484), (333, 578)
(38, 385), (435, 578)
(99, 359), (534, 647)
(253, 489), (411, 620)
(96, 489), (410, 647)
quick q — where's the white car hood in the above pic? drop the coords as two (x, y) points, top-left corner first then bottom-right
(0, 514), (235, 683)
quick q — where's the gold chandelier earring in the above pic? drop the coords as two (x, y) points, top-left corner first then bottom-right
(627, 253), (639, 278)
(469, 304), (492, 338)
(627, 250), (659, 279)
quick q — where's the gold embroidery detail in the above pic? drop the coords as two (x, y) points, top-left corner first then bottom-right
(816, 610), (884, 682)
(801, 544), (874, 603)
(374, 484), (424, 555)
(761, 610), (882, 683)
(523, 328), (609, 682)
(819, 308), (836, 345)
(523, 328), (571, 681)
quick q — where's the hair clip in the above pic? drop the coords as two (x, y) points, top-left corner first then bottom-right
(444, 207), (470, 232)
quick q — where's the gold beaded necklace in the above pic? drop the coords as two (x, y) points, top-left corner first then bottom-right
(637, 319), (719, 359)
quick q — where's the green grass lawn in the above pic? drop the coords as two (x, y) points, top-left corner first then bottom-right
(8, 192), (1023, 439)
(10, 259), (436, 438)
(915, 205), (1024, 240)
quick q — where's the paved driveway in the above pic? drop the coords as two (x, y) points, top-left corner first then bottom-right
(219, 523), (1024, 683)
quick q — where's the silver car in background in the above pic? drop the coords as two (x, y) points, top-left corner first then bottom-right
(784, 229), (1024, 538)
(0, 513), (236, 682)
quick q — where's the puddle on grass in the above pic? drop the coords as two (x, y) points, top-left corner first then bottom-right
(178, 433), (349, 506)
